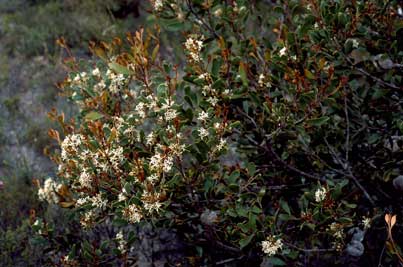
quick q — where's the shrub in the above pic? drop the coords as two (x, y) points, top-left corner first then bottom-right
(0, 0), (142, 56)
(35, 0), (403, 266)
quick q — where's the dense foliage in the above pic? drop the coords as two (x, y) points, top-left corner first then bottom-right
(33, 0), (402, 266)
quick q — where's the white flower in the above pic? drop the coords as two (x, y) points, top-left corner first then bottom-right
(164, 108), (178, 121)
(80, 210), (96, 228)
(62, 255), (73, 263)
(118, 192), (127, 202)
(107, 71), (126, 94)
(169, 143), (186, 157)
(262, 235), (283, 256)
(152, 0), (164, 12)
(76, 196), (91, 206)
(198, 127), (209, 140)
(163, 156), (174, 173)
(258, 73), (265, 87)
(146, 132), (155, 146)
(150, 152), (164, 172)
(279, 47), (287, 57)
(223, 89), (231, 96)
(92, 68), (101, 77)
(198, 111), (209, 122)
(185, 36), (204, 62)
(115, 231), (127, 253)
(207, 97), (219, 106)
(362, 217), (371, 230)
(213, 8), (223, 17)
(315, 186), (327, 202)
(217, 138), (227, 151)
(124, 204), (143, 223)
(61, 134), (83, 161)
(144, 201), (163, 214)
(351, 39), (359, 49)
(135, 102), (147, 119)
(92, 193), (108, 210)
(329, 222), (344, 239)
(146, 173), (159, 184)
(198, 72), (211, 82)
(106, 146), (125, 169)
(38, 178), (60, 204)
(78, 170), (92, 189)
(94, 80), (106, 92)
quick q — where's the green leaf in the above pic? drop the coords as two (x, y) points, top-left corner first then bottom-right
(211, 58), (222, 77)
(307, 116), (329, 127)
(280, 199), (291, 215)
(85, 111), (104, 121)
(239, 62), (248, 86)
(239, 234), (254, 249)
(108, 62), (131, 75)
(269, 257), (287, 266)
(159, 18), (189, 32)
(349, 49), (370, 65)
(304, 69), (315, 80)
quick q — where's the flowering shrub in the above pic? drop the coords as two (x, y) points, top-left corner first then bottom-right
(35, 0), (403, 266)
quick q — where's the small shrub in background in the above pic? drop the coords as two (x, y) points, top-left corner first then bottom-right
(0, 0), (142, 56)
(35, 0), (403, 266)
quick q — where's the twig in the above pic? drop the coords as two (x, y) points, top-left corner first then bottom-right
(232, 128), (324, 181)
(333, 40), (402, 91)
(283, 241), (336, 253)
(324, 138), (376, 206)
(236, 106), (258, 129)
(265, 143), (325, 182)
(353, 63), (401, 90)
(378, 244), (386, 267)
(185, 0), (219, 39)
(215, 256), (244, 265)
(344, 90), (350, 162)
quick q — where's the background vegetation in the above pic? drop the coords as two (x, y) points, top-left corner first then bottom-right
(1, 0), (403, 266)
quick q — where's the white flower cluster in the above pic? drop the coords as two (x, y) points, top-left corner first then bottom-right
(198, 127), (209, 140)
(106, 69), (126, 94)
(185, 36), (204, 62)
(150, 151), (174, 173)
(162, 102), (178, 121)
(362, 217), (371, 230)
(258, 73), (272, 88)
(91, 193), (108, 210)
(75, 193), (107, 210)
(216, 138), (227, 152)
(124, 204), (143, 223)
(105, 146), (125, 170)
(142, 191), (163, 214)
(115, 231), (127, 254)
(152, 0), (164, 12)
(78, 170), (92, 189)
(71, 72), (89, 86)
(279, 46), (287, 57)
(328, 222), (345, 251)
(198, 110), (209, 122)
(262, 235), (283, 256)
(54, 48), (234, 231)
(38, 178), (61, 204)
(315, 186), (327, 202)
(61, 134), (83, 161)
(80, 210), (96, 228)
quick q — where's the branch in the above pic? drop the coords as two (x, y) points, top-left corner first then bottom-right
(232, 128), (324, 181)
(283, 241), (336, 253)
(265, 143), (325, 182)
(323, 138), (376, 206)
(185, 0), (219, 39)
